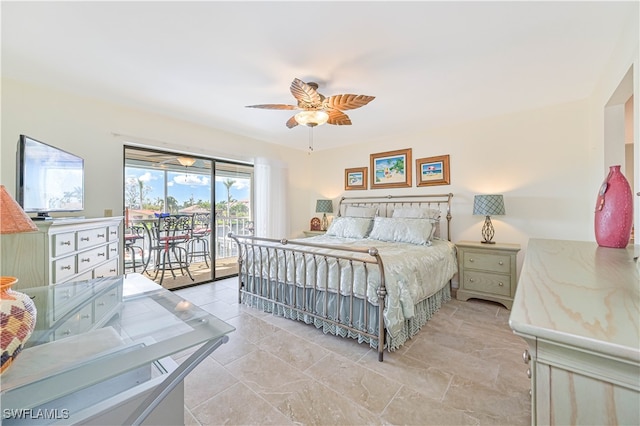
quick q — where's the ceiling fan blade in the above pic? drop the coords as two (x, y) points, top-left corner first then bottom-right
(246, 104), (298, 110)
(326, 109), (352, 126)
(290, 78), (323, 108)
(324, 94), (375, 111)
(286, 115), (299, 129)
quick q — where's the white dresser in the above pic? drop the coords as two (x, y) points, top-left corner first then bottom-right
(509, 239), (639, 425)
(0, 217), (122, 290)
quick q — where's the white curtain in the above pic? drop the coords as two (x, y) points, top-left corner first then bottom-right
(254, 157), (289, 238)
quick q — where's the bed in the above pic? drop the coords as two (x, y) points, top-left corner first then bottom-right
(229, 193), (457, 361)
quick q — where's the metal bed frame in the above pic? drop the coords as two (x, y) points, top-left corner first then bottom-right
(229, 193), (453, 362)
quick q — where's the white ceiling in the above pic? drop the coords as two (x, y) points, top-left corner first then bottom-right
(1, 1), (637, 152)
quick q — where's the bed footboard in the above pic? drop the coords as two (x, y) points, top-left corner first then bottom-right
(229, 234), (388, 361)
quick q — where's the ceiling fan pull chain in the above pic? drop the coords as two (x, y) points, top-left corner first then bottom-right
(308, 127), (314, 154)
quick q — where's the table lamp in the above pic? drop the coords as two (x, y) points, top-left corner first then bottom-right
(473, 194), (505, 244)
(0, 185), (38, 374)
(315, 199), (333, 231)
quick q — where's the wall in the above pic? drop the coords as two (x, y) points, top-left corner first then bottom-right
(0, 78), (312, 236)
(309, 99), (593, 275)
(591, 10), (640, 244)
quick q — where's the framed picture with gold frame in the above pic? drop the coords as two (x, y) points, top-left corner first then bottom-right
(416, 154), (450, 186)
(370, 148), (412, 189)
(345, 167), (367, 190)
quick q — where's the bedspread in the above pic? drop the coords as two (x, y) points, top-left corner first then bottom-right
(241, 236), (458, 339)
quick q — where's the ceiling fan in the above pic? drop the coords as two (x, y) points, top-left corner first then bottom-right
(246, 78), (375, 128)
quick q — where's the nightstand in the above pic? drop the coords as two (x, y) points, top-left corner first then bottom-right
(455, 240), (521, 310)
(303, 230), (326, 237)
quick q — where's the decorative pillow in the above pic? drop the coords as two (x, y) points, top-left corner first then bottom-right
(391, 207), (441, 220)
(368, 217), (434, 245)
(325, 217), (373, 239)
(344, 206), (377, 218)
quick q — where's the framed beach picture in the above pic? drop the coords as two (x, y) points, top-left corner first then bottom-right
(345, 167), (367, 190)
(416, 154), (450, 186)
(370, 148), (412, 189)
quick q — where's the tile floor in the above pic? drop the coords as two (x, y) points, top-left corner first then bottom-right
(174, 278), (531, 425)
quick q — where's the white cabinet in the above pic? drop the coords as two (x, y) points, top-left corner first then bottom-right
(0, 217), (123, 290)
(510, 239), (639, 425)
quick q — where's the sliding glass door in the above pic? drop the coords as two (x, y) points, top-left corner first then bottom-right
(214, 162), (253, 279)
(123, 146), (252, 289)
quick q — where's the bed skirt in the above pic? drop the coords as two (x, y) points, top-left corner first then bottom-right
(240, 274), (451, 352)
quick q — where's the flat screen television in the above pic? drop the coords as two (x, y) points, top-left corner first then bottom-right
(16, 135), (84, 220)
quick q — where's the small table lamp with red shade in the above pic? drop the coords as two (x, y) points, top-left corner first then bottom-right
(0, 184), (38, 374)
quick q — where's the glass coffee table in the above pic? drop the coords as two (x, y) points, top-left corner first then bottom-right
(1, 273), (234, 425)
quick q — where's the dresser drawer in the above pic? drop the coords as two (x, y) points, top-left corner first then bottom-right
(75, 270), (94, 282)
(463, 251), (511, 273)
(77, 227), (108, 250)
(94, 285), (121, 319)
(77, 246), (108, 273)
(54, 302), (94, 340)
(93, 258), (119, 279)
(52, 232), (76, 257)
(463, 270), (512, 296)
(107, 242), (119, 259)
(108, 225), (119, 241)
(52, 255), (76, 283)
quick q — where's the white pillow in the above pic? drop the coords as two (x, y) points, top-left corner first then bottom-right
(368, 217), (433, 245)
(344, 206), (377, 218)
(391, 207), (441, 220)
(325, 217), (373, 239)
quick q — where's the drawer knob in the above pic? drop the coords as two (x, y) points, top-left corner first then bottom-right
(526, 368), (531, 378)
(469, 278), (474, 283)
(81, 237), (90, 242)
(498, 282), (504, 286)
(81, 314), (90, 319)
(61, 265), (71, 270)
(97, 233), (105, 238)
(522, 350), (530, 364)
(109, 268), (117, 273)
(498, 261), (504, 265)
(81, 258), (90, 263)
(62, 329), (71, 336)
(98, 253), (105, 257)
(97, 302), (105, 306)
(469, 258), (474, 262)
(61, 241), (71, 246)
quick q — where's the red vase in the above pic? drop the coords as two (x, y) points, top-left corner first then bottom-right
(594, 165), (633, 248)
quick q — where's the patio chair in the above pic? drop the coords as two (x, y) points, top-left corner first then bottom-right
(148, 214), (194, 286)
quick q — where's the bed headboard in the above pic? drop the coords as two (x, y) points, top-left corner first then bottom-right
(337, 193), (454, 241)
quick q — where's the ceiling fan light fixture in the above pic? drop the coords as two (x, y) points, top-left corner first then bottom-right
(177, 156), (196, 167)
(294, 110), (329, 127)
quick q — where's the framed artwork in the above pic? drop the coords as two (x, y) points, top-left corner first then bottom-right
(345, 167), (367, 190)
(416, 154), (450, 186)
(370, 148), (412, 189)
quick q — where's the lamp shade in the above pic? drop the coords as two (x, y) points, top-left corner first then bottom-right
(315, 199), (333, 214)
(473, 194), (505, 216)
(0, 185), (37, 234)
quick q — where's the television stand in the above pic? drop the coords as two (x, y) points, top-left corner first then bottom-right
(32, 212), (53, 220)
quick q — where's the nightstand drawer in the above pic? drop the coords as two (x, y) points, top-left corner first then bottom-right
(463, 270), (512, 296)
(463, 251), (511, 273)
